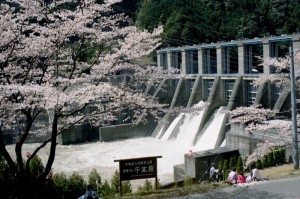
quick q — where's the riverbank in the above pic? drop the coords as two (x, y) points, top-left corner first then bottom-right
(117, 163), (300, 199)
(245, 163), (300, 180)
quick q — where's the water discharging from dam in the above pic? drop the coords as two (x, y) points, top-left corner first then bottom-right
(5, 103), (227, 189)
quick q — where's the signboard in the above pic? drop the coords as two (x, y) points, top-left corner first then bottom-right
(114, 156), (162, 195)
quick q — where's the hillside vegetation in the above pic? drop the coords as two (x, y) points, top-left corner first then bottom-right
(132, 0), (300, 47)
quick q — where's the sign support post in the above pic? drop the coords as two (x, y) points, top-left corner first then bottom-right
(114, 156), (162, 195)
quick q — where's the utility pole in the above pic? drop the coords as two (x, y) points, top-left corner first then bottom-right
(289, 46), (299, 170)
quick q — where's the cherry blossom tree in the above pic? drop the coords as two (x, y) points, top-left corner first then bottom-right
(0, 0), (168, 197)
(227, 53), (300, 167)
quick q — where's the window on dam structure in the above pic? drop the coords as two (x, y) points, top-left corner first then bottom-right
(159, 52), (168, 70)
(222, 45), (239, 74)
(171, 50), (182, 73)
(269, 39), (292, 73)
(187, 79), (195, 97)
(245, 80), (257, 106)
(204, 79), (214, 100)
(272, 85), (283, 106)
(225, 79), (235, 104)
(185, 49), (198, 74)
(203, 47), (217, 74)
(270, 39), (292, 58)
(244, 42), (263, 74)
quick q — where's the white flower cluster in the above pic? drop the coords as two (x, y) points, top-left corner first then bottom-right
(0, 0), (167, 139)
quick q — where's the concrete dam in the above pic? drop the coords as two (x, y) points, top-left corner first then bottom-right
(57, 34), (300, 155)
(152, 34), (299, 150)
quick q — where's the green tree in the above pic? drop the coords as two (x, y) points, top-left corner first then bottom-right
(137, 179), (153, 193)
(236, 156), (243, 173)
(122, 181), (132, 194)
(102, 180), (112, 197)
(268, 151), (275, 166)
(223, 159), (229, 173)
(111, 170), (120, 194)
(274, 149), (280, 165)
(29, 155), (44, 177)
(229, 157), (235, 170)
(223, 159), (229, 180)
(218, 161), (223, 171)
(88, 168), (102, 196)
(53, 172), (69, 197)
(68, 173), (86, 198)
(279, 148), (286, 164)
(255, 160), (263, 169)
(262, 155), (269, 168)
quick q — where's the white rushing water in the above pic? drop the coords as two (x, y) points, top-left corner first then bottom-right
(5, 137), (191, 190)
(175, 110), (204, 146)
(160, 113), (184, 141)
(5, 103), (226, 190)
(193, 106), (226, 151)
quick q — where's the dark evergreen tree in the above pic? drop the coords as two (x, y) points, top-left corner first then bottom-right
(268, 151), (275, 166)
(262, 155), (269, 168)
(274, 149), (280, 165)
(229, 157), (235, 170)
(223, 159), (229, 180)
(236, 156), (243, 173)
(255, 160), (263, 169)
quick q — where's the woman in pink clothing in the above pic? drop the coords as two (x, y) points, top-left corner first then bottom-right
(237, 172), (246, 183)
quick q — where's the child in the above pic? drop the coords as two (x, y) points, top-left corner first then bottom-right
(237, 172), (246, 184)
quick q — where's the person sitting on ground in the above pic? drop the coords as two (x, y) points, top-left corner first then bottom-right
(246, 174), (252, 183)
(252, 167), (262, 181)
(216, 169), (223, 182)
(237, 171), (246, 184)
(79, 185), (99, 199)
(227, 167), (238, 184)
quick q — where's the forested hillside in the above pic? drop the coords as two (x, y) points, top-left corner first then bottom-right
(133, 0), (300, 48)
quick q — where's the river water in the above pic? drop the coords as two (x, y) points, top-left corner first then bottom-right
(6, 137), (192, 188)
(5, 105), (227, 189)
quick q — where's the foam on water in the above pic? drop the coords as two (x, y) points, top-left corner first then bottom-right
(6, 137), (191, 188)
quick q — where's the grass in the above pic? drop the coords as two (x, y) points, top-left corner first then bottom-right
(107, 163), (300, 199)
(115, 183), (221, 199)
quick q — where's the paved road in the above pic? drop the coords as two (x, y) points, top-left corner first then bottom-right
(176, 176), (300, 199)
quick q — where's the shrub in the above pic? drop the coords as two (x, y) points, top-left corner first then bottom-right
(122, 181), (132, 194)
(102, 180), (113, 196)
(229, 157), (235, 170)
(279, 148), (286, 163)
(111, 170), (120, 194)
(268, 151), (274, 166)
(236, 156), (243, 173)
(224, 169), (230, 181)
(29, 155), (44, 176)
(222, 159), (229, 175)
(262, 155), (269, 168)
(274, 149), (280, 165)
(255, 160), (263, 169)
(183, 177), (193, 186)
(67, 172), (86, 198)
(0, 155), (15, 198)
(218, 161), (223, 171)
(53, 172), (69, 197)
(88, 168), (102, 196)
(137, 179), (153, 193)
